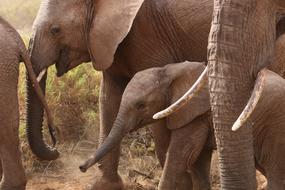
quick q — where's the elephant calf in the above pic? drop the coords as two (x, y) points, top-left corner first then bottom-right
(80, 61), (214, 189)
(82, 57), (285, 189)
(0, 17), (55, 190)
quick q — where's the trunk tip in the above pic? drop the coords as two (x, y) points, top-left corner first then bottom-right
(79, 155), (98, 173)
(79, 165), (87, 173)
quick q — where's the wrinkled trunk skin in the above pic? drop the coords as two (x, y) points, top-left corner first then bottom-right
(207, 1), (258, 189)
(95, 107), (130, 163)
(26, 71), (59, 160)
(94, 117), (127, 163)
(80, 108), (129, 172)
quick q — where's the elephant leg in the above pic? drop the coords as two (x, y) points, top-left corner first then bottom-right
(158, 141), (188, 190)
(0, 90), (26, 190)
(149, 120), (171, 167)
(158, 115), (210, 190)
(190, 147), (212, 190)
(90, 72), (128, 190)
(0, 141), (26, 190)
(176, 172), (193, 190)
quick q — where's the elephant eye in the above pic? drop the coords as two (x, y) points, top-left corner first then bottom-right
(50, 25), (61, 35)
(136, 102), (145, 110)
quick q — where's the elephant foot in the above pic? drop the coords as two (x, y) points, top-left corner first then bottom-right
(86, 174), (124, 190)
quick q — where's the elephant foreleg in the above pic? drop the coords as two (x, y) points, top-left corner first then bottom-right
(158, 115), (210, 190)
(90, 71), (128, 190)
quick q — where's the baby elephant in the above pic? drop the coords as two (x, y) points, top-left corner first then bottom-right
(81, 61), (213, 189)
(82, 60), (285, 189)
(0, 17), (55, 189)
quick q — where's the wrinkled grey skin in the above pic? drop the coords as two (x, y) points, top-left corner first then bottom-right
(0, 17), (26, 190)
(167, 66), (285, 190)
(28, 0), (285, 188)
(0, 17), (54, 190)
(28, 0), (213, 189)
(207, 1), (285, 189)
(92, 61), (213, 190)
(101, 49), (285, 189)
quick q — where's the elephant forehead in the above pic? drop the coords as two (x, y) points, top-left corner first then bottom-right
(130, 71), (161, 88)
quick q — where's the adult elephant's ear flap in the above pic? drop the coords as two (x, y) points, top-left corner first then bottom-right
(88, 0), (144, 71)
(163, 62), (210, 130)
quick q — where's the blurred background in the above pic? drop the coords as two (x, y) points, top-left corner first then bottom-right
(0, 1), (159, 189)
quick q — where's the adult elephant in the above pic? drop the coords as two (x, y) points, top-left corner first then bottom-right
(208, 2), (285, 188)
(155, 1), (285, 189)
(27, 0), (213, 189)
(0, 16), (56, 190)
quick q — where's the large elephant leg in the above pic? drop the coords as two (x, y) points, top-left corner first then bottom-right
(149, 120), (171, 167)
(158, 115), (210, 190)
(90, 71), (128, 190)
(0, 85), (26, 190)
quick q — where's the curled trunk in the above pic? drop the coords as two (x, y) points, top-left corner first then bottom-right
(26, 72), (59, 160)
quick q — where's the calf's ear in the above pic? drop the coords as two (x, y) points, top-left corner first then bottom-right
(164, 62), (211, 130)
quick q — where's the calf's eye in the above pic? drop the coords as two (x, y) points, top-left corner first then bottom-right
(136, 102), (145, 110)
(51, 26), (61, 35)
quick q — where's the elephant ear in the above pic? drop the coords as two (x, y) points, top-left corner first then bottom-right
(88, 0), (144, 71)
(165, 62), (211, 130)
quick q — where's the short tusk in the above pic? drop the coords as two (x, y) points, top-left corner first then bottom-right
(153, 66), (208, 120)
(37, 68), (47, 83)
(232, 69), (267, 131)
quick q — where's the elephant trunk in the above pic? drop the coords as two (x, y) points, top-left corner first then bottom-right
(26, 70), (59, 160)
(79, 113), (128, 172)
(207, 1), (258, 189)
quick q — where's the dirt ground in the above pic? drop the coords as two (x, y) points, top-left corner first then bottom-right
(25, 139), (267, 190)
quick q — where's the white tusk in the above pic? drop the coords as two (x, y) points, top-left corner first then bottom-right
(232, 69), (267, 131)
(153, 66), (208, 120)
(37, 68), (47, 83)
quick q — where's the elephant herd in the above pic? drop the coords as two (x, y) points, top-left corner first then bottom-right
(1, 0), (285, 190)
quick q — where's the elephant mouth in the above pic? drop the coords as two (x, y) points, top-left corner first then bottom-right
(129, 119), (146, 132)
(55, 49), (91, 77)
(55, 49), (69, 77)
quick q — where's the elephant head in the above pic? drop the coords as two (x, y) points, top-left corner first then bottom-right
(27, 0), (144, 160)
(154, 1), (285, 189)
(79, 61), (210, 172)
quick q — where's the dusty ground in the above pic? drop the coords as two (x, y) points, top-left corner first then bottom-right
(25, 132), (161, 190)
(24, 139), (266, 190)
